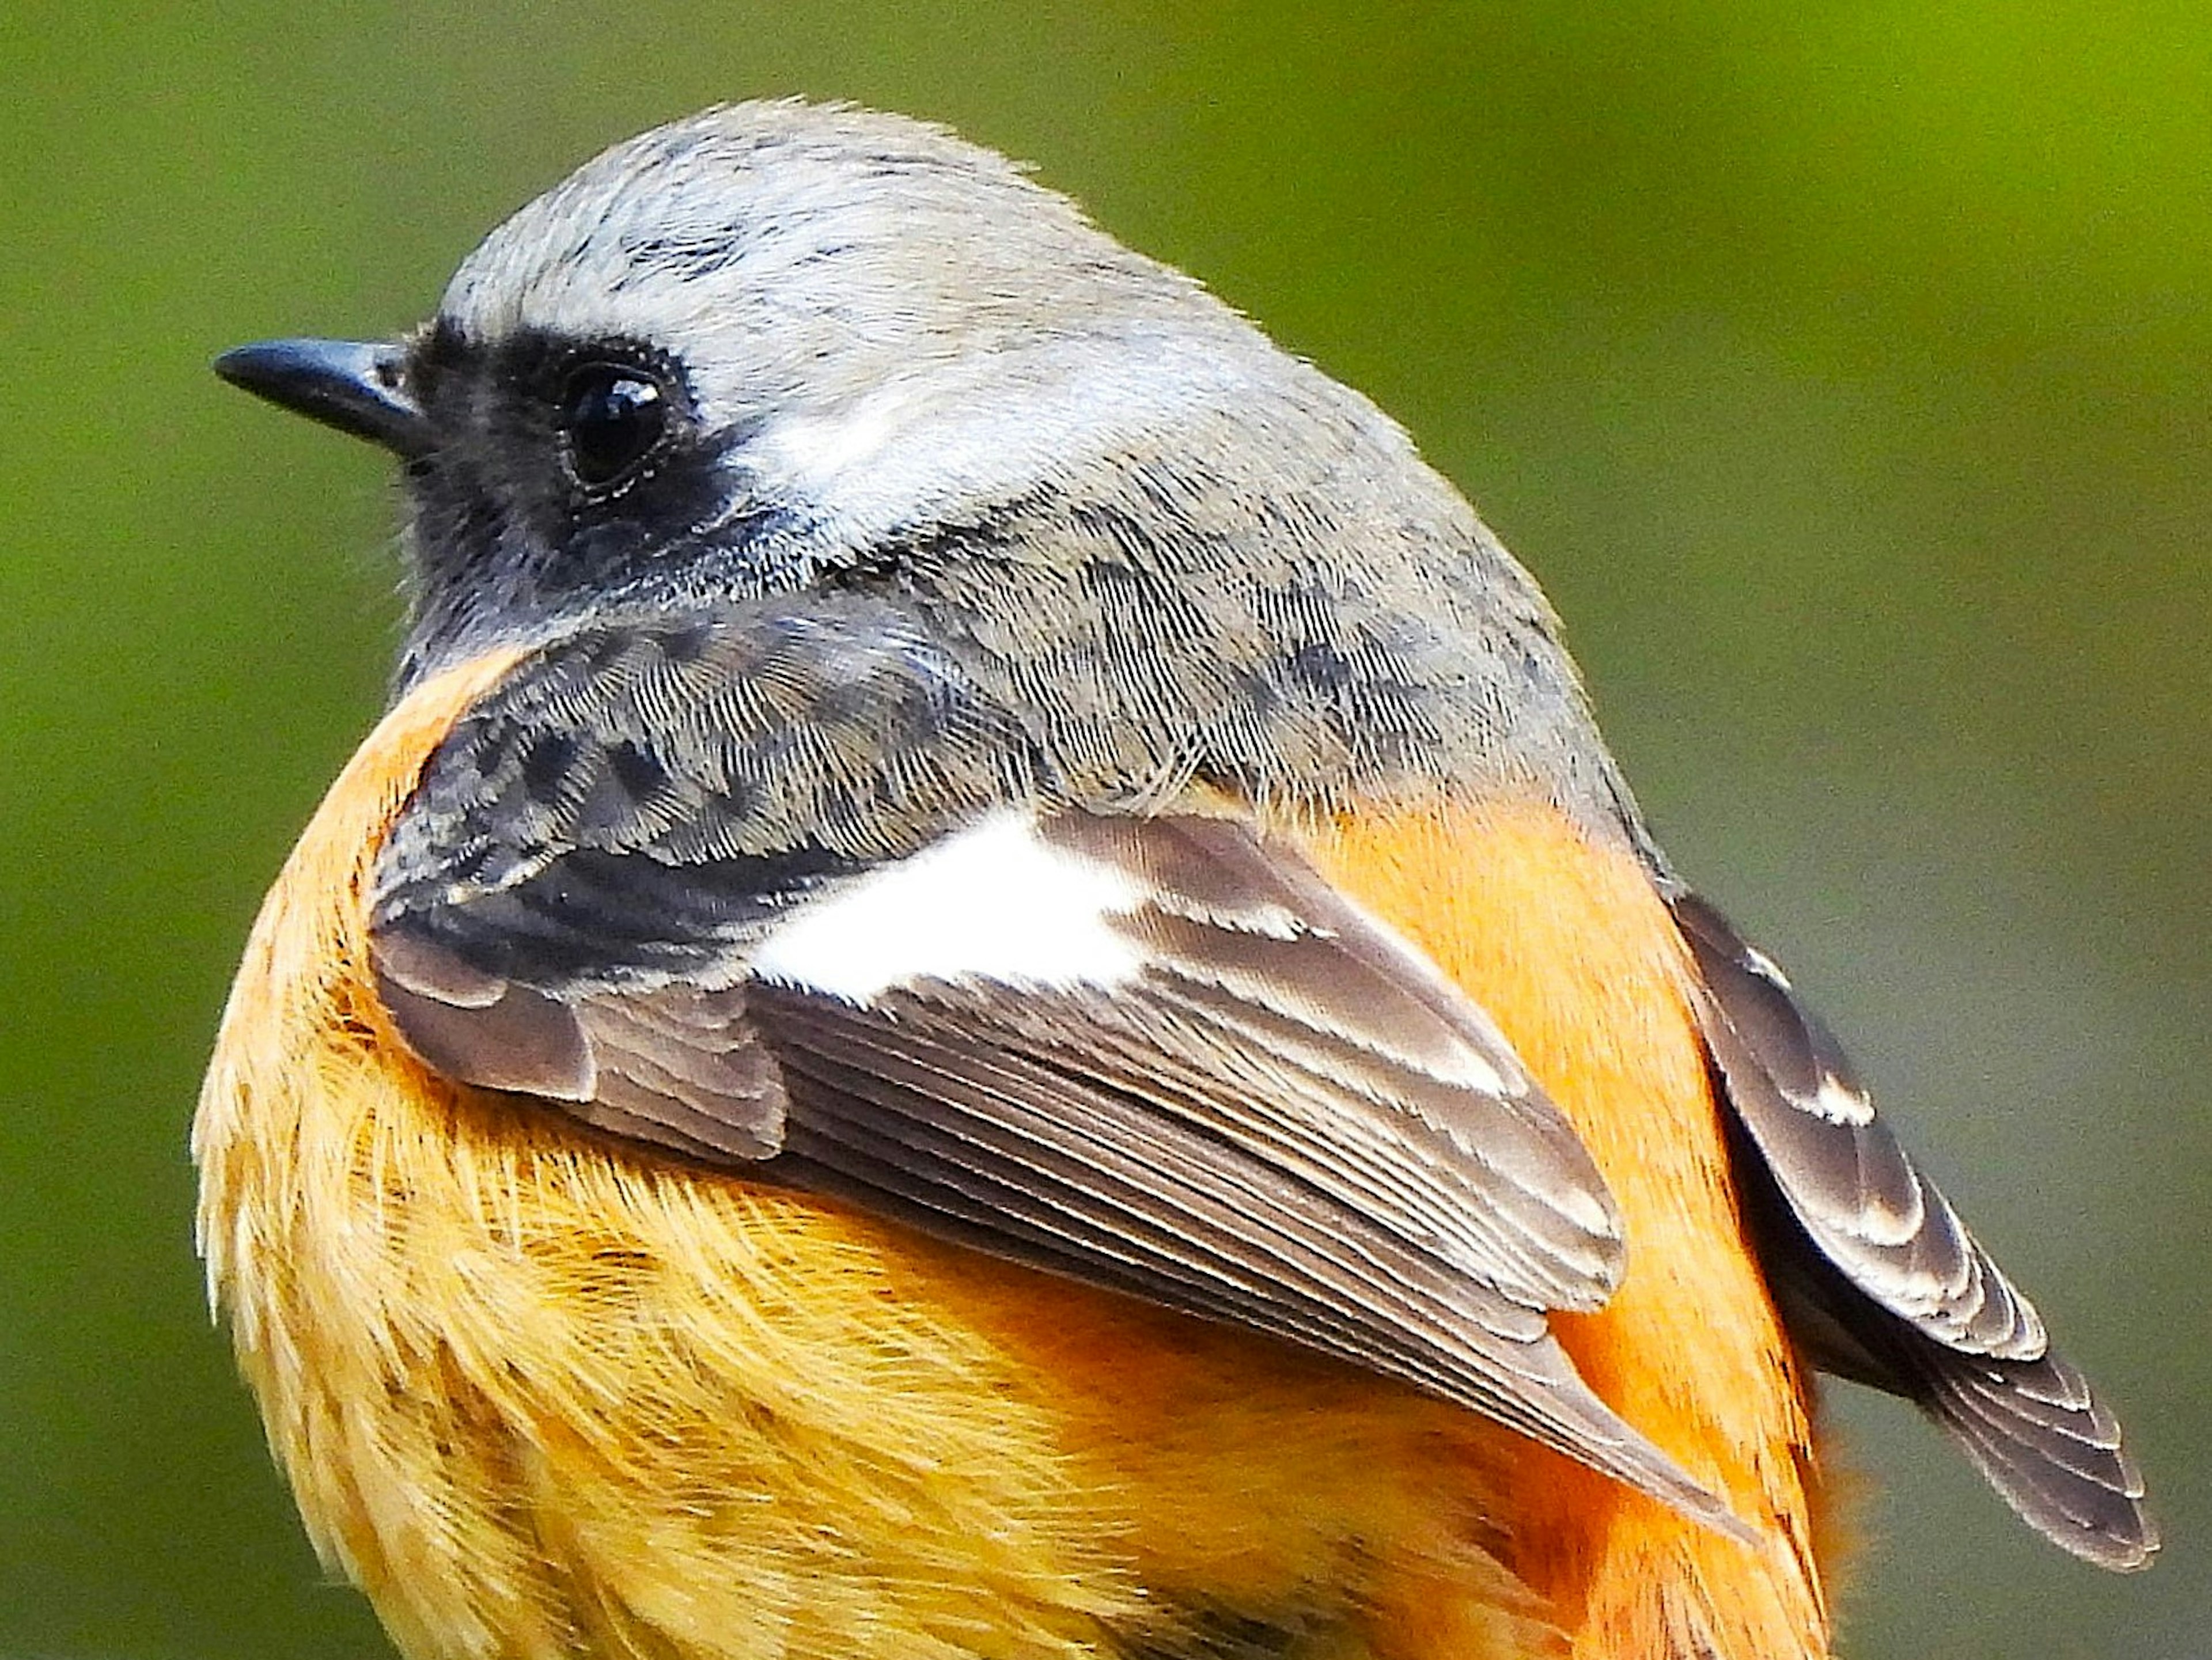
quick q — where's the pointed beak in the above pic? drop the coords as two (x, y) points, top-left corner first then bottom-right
(213, 336), (431, 458)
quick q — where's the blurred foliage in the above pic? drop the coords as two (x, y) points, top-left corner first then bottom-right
(3, 2), (2206, 1655)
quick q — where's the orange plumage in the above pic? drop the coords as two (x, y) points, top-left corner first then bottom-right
(199, 659), (1831, 1660)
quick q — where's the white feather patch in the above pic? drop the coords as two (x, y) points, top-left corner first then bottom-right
(750, 814), (1148, 1002)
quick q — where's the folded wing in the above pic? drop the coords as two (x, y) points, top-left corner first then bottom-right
(365, 604), (1747, 1535)
(1669, 890), (2155, 1570)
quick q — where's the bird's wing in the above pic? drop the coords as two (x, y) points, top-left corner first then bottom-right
(1668, 890), (2156, 1570)
(366, 600), (1744, 1536)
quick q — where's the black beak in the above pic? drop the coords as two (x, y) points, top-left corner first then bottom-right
(213, 337), (431, 458)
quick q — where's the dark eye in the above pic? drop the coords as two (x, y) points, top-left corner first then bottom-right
(558, 363), (671, 492)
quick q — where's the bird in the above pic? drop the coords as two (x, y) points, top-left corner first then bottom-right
(197, 100), (2154, 1660)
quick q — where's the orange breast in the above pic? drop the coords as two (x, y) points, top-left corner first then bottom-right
(1297, 800), (1831, 1658)
(198, 655), (1832, 1660)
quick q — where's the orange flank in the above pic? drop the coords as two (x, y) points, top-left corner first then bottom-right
(198, 657), (1828, 1660)
(1300, 803), (1831, 1658)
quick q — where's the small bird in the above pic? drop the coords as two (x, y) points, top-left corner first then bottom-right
(198, 101), (2153, 1660)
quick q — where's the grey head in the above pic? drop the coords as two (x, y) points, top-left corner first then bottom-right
(217, 100), (1647, 840)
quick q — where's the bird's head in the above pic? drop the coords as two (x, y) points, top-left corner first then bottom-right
(219, 103), (1426, 683)
(218, 99), (1630, 833)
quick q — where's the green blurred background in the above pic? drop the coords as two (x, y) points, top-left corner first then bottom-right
(5, 2), (2207, 1654)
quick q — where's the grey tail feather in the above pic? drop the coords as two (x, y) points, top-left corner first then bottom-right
(1909, 1342), (2158, 1572)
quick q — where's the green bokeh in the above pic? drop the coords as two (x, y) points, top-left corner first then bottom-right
(5, 3), (2206, 1654)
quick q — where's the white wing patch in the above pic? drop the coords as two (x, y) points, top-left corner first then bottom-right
(750, 813), (1149, 1001)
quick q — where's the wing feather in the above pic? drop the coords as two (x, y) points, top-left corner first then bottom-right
(752, 981), (1744, 1530)
(1671, 890), (2154, 1570)
(363, 610), (1749, 1534)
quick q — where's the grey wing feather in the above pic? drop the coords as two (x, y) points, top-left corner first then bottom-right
(363, 606), (1753, 1535)
(749, 979), (1747, 1537)
(1046, 814), (1625, 1312)
(1669, 890), (2156, 1570)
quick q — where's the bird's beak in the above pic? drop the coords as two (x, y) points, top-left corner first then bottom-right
(213, 337), (432, 458)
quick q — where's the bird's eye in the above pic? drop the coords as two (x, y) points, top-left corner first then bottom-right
(558, 363), (671, 492)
